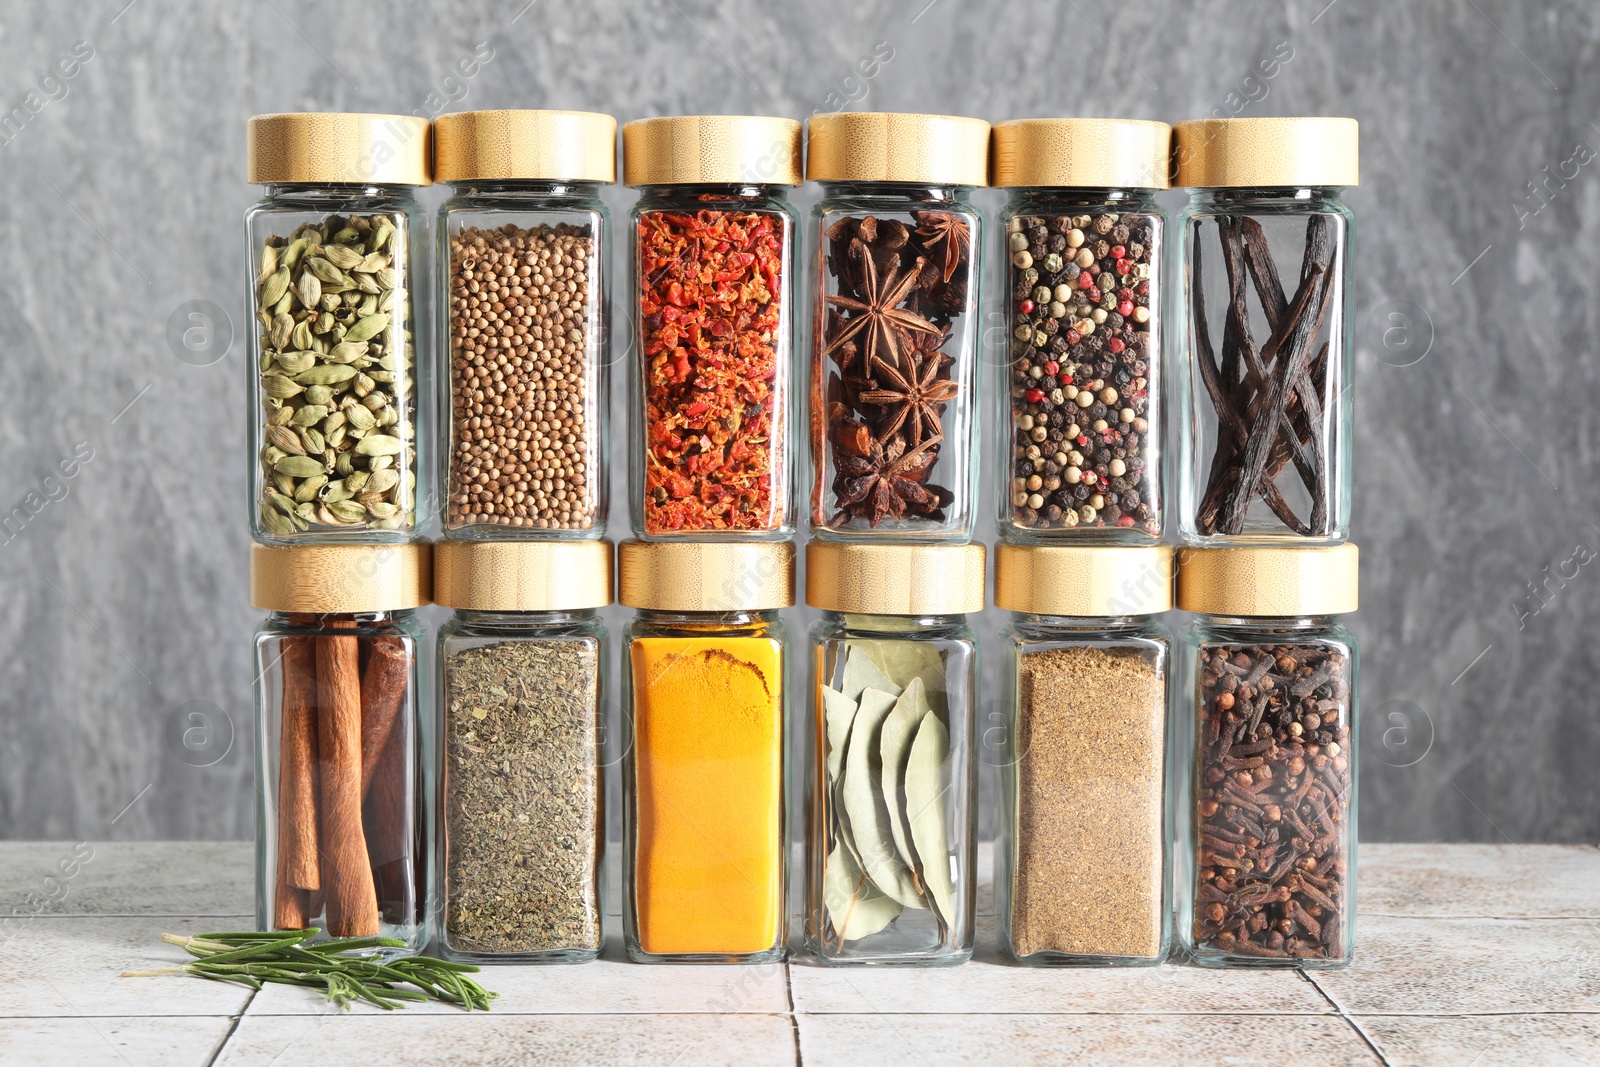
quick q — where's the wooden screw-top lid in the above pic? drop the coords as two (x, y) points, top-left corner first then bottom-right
(1176, 544), (1358, 616)
(250, 542), (431, 613)
(247, 113), (431, 186)
(806, 542), (985, 616)
(433, 540), (613, 611)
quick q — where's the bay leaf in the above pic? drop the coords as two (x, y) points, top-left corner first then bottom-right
(840, 686), (923, 909)
(841, 646), (901, 701)
(861, 640), (949, 707)
(905, 712), (955, 925)
(823, 842), (901, 943)
(879, 677), (932, 881)
(822, 684), (858, 784)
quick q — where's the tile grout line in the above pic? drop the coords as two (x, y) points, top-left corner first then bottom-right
(204, 989), (256, 1067)
(1301, 971), (1393, 1066)
(784, 960), (802, 1066)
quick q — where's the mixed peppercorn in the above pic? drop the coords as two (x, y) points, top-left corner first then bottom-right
(1007, 211), (1158, 535)
(639, 208), (788, 534)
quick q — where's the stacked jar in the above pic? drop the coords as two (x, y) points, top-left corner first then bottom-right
(432, 540), (612, 962)
(1173, 117), (1358, 543)
(994, 543), (1174, 965)
(991, 119), (1170, 541)
(245, 113), (431, 543)
(623, 115), (802, 539)
(805, 112), (989, 540)
(1175, 545), (1359, 967)
(435, 110), (616, 538)
(804, 543), (984, 964)
(250, 542), (431, 947)
(617, 541), (794, 963)
(245, 114), (435, 951)
(429, 111), (620, 965)
(617, 116), (803, 963)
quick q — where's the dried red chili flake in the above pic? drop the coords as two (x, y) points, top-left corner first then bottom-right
(639, 209), (787, 533)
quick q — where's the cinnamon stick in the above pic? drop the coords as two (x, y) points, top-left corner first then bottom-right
(360, 636), (413, 924)
(272, 636), (320, 929)
(316, 630), (379, 937)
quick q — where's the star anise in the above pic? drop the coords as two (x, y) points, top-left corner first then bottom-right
(824, 241), (940, 375)
(832, 432), (951, 527)
(912, 211), (971, 283)
(857, 343), (959, 447)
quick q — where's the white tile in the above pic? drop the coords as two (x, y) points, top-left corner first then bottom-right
(246, 932), (790, 1016)
(0, 917), (253, 1018)
(796, 1013), (1380, 1066)
(1359, 843), (1600, 918)
(216, 1011), (796, 1066)
(0, 1016), (233, 1067)
(1358, 1014), (1600, 1066)
(1312, 915), (1600, 1014)
(791, 909), (1329, 1015)
(0, 841), (252, 916)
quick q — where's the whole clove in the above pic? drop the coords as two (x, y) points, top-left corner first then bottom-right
(1192, 643), (1351, 961)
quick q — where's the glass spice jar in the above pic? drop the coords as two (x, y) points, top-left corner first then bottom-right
(434, 110), (616, 540)
(1176, 543), (1359, 968)
(1173, 118), (1359, 544)
(994, 543), (1173, 966)
(804, 542), (981, 965)
(806, 112), (989, 542)
(618, 540), (794, 963)
(245, 113), (431, 543)
(991, 119), (1170, 543)
(623, 116), (802, 541)
(250, 542), (431, 950)
(432, 540), (612, 963)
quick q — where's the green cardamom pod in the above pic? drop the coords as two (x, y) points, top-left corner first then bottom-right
(261, 375), (305, 400)
(326, 424), (347, 449)
(273, 472), (297, 497)
(265, 426), (304, 456)
(323, 244), (365, 270)
(305, 257), (346, 285)
(293, 474), (328, 503)
(304, 385), (334, 407)
(274, 455), (327, 478)
(328, 500), (368, 524)
(335, 452), (355, 477)
(300, 427), (326, 454)
(266, 490), (298, 516)
(320, 480), (353, 503)
(366, 455), (395, 471)
(258, 243), (279, 283)
(345, 405), (376, 431)
(289, 404), (327, 427)
(344, 470), (370, 493)
(268, 405), (295, 428)
(295, 364), (358, 386)
(296, 271), (321, 311)
(374, 268), (395, 291)
(366, 501), (399, 519)
(329, 341), (369, 363)
(282, 237), (309, 273)
(344, 313), (390, 343)
(260, 507), (294, 537)
(365, 468), (400, 495)
(290, 319), (314, 350)
(259, 266), (290, 308)
(269, 312), (294, 352)
(355, 434), (403, 457)
(274, 352), (316, 374)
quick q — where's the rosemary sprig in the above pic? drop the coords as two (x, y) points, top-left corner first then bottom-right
(121, 929), (498, 1012)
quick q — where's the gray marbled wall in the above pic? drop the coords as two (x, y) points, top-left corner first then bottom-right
(0, 0), (1594, 844)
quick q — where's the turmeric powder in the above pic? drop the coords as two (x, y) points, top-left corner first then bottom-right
(631, 635), (784, 956)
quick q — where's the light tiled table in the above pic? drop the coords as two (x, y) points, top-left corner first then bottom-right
(1, 842), (1596, 1065)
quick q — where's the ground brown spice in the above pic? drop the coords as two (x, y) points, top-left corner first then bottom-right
(1011, 645), (1166, 958)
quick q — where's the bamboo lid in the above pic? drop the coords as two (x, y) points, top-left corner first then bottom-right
(247, 113), (431, 186)
(618, 540), (795, 611)
(433, 109), (616, 183)
(806, 112), (990, 186)
(806, 542), (985, 616)
(991, 118), (1171, 190)
(1176, 544), (1358, 616)
(1172, 117), (1359, 189)
(622, 115), (801, 186)
(250, 542), (431, 613)
(995, 543), (1172, 616)
(433, 540), (613, 611)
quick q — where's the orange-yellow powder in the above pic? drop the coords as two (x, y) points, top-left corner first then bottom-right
(631, 636), (784, 955)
